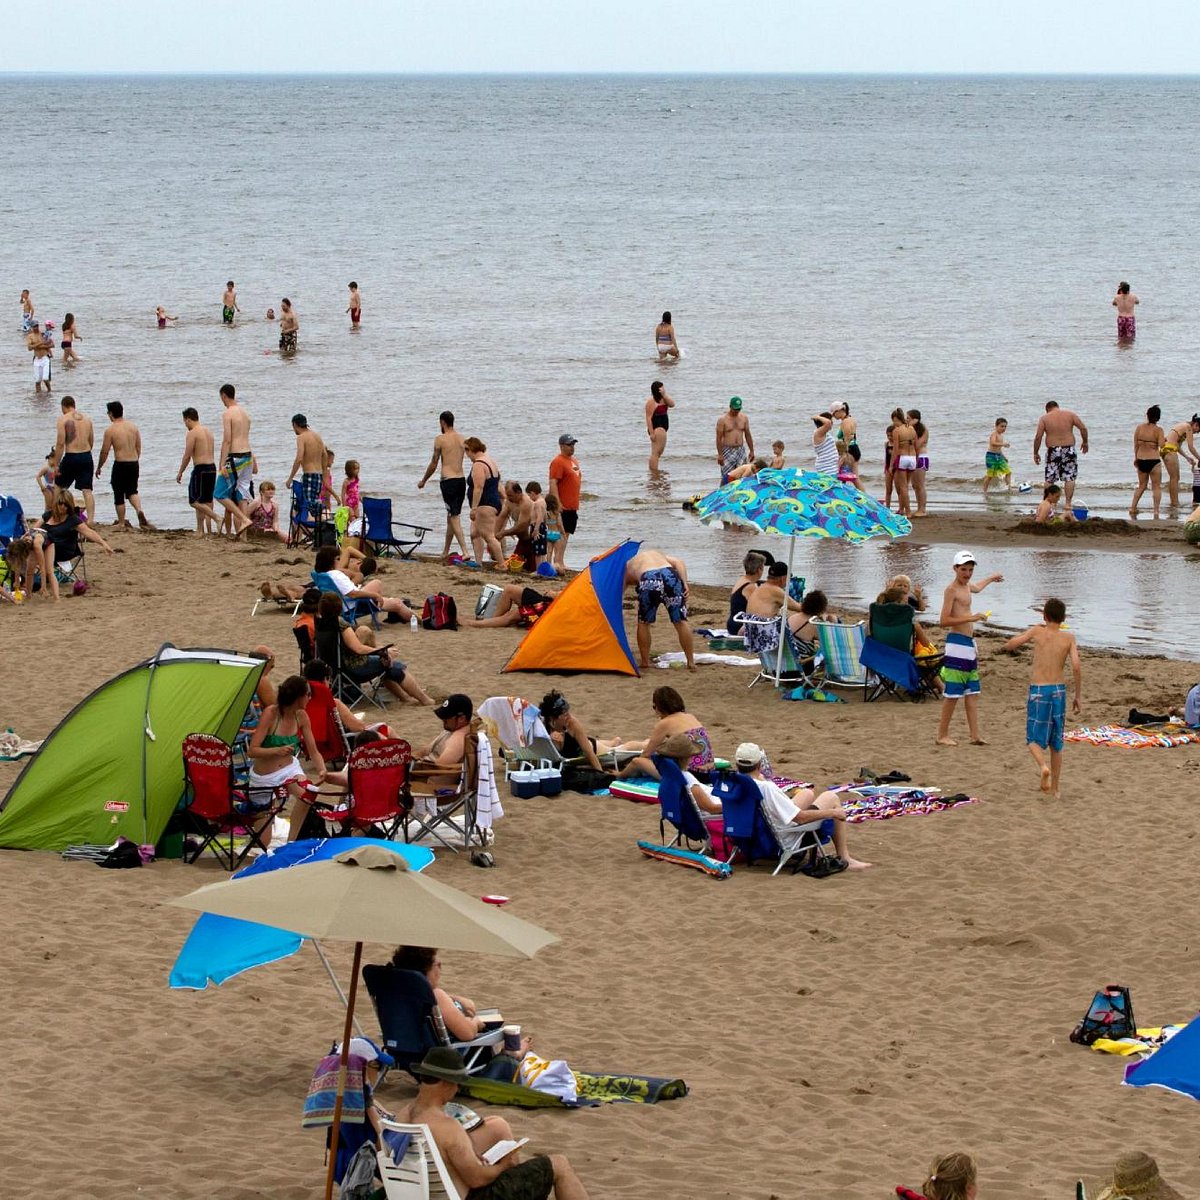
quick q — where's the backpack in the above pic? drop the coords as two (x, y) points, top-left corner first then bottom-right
(421, 592), (458, 630)
(1069, 985), (1135, 1045)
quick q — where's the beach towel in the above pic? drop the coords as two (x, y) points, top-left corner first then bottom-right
(831, 785), (978, 823)
(652, 651), (760, 668)
(637, 839), (733, 878)
(303, 1052), (367, 1128)
(0, 731), (42, 760)
(474, 733), (504, 831)
(459, 1070), (687, 1109)
(1065, 723), (1200, 749)
(1091, 1026), (1184, 1057)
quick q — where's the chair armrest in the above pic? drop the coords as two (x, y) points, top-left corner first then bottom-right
(451, 1026), (505, 1052)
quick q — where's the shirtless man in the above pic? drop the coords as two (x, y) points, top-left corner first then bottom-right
(177, 408), (218, 535)
(27, 322), (53, 393)
(346, 281), (362, 327)
(715, 396), (754, 483)
(20, 288), (35, 331)
(936, 550), (1003, 747)
(411, 695), (475, 799)
(1033, 401), (1089, 508)
(498, 481), (536, 569)
(97, 401), (151, 530)
(278, 298), (298, 354)
(285, 414), (326, 531)
(625, 546), (695, 670)
(417, 411), (470, 561)
(54, 396), (96, 522)
(1161, 414), (1200, 509)
(1002, 597), (1082, 799)
(222, 281), (239, 325)
(214, 383), (253, 535)
(1112, 280), (1139, 340)
(395, 1047), (591, 1200)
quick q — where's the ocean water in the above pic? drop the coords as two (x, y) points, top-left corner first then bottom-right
(1, 74), (1197, 655)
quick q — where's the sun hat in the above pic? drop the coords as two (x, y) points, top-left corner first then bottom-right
(734, 741), (765, 768)
(658, 732), (702, 760)
(413, 1047), (472, 1085)
(1089, 1151), (1183, 1200)
(433, 693), (473, 721)
(952, 550), (976, 567)
(729, 396), (743, 411)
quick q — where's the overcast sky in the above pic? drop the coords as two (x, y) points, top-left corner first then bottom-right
(3, 1), (1199, 75)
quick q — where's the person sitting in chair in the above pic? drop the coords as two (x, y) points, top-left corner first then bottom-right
(412, 693), (474, 791)
(387, 945), (500, 1042)
(395, 1047), (592, 1200)
(743, 563), (813, 657)
(539, 689), (629, 773)
(458, 582), (557, 628)
(735, 741), (871, 870)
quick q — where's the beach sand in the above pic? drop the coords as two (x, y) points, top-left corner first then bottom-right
(2, 528), (1198, 1199)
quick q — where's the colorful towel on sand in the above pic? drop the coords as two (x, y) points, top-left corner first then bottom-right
(303, 1053), (367, 1127)
(637, 840), (732, 878)
(1066, 724), (1200, 749)
(1091, 1025), (1185, 1057)
(460, 1070), (687, 1108)
(0, 731), (42, 761)
(834, 785), (978, 823)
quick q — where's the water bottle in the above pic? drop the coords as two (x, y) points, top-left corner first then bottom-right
(410, 612), (419, 633)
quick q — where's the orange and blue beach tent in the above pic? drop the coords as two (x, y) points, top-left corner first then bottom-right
(503, 539), (641, 676)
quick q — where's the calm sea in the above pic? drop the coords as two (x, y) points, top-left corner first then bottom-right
(1, 75), (1197, 655)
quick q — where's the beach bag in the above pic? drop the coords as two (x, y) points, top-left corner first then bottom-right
(517, 1052), (577, 1103)
(561, 764), (614, 795)
(421, 593), (458, 630)
(1069, 985), (1135, 1046)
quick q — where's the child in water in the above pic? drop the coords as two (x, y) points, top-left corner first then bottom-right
(155, 306), (178, 328)
(983, 418), (1011, 494)
(340, 459), (362, 520)
(544, 494), (565, 570)
(769, 440), (786, 469)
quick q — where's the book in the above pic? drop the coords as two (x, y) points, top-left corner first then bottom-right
(482, 1138), (529, 1166)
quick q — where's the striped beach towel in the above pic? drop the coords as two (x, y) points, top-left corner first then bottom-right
(303, 1053), (367, 1127)
(1065, 724), (1200, 749)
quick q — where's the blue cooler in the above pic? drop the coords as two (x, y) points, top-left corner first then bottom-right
(538, 768), (563, 797)
(510, 770), (540, 799)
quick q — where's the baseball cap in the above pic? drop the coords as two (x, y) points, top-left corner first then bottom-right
(734, 741), (765, 768)
(434, 693), (473, 721)
(952, 550), (977, 567)
(729, 396), (743, 411)
(558, 434), (578, 446)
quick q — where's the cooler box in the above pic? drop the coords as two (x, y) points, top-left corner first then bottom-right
(537, 769), (562, 797)
(510, 770), (540, 799)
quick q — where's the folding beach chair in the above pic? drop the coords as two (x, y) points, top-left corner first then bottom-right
(288, 479), (329, 549)
(363, 965), (503, 1081)
(377, 1119), (464, 1200)
(360, 495), (431, 560)
(734, 612), (823, 690)
(314, 620), (387, 711)
(0, 495), (26, 547)
(407, 726), (482, 853)
(712, 770), (834, 876)
(315, 737), (412, 838)
(863, 602), (943, 702)
(653, 754), (713, 852)
(812, 619), (867, 691)
(311, 568), (381, 629)
(180, 733), (289, 870)
(478, 695), (553, 779)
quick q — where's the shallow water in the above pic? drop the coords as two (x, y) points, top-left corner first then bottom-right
(1, 74), (1197, 655)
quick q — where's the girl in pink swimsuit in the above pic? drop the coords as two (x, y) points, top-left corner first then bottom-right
(340, 459), (362, 518)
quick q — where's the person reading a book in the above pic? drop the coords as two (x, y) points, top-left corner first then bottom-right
(389, 945), (501, 1042)
(396, 1047), (592, 1199)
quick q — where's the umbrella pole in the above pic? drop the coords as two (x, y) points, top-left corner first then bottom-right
(773, 534), (796, 686)
(311, 940), (366, 1036)
(324, 940), (363, 1200)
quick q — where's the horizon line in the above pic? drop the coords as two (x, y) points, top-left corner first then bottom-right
(4, 69), (1200, 79)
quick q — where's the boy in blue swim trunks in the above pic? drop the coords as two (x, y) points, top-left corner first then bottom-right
(624, 546), (695, 670)
(1002, 597), (1082, 800)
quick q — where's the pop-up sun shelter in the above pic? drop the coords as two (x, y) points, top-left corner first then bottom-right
(503, 539), (641, 676)
(0, 645), (264, 851)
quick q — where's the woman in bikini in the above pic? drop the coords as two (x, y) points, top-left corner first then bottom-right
(1160, 414), (1200, 509)
(60, 313), (81, 366)
(1130, 405), (1166, 519)
(831, 402), (864, 490)
(908, 409), (929, 517)
(247, 674), (325, 842)
(655, 311), (679, 359)
(889, 408), (917, 518)
(645, 380), (674, 472)
(614, 686), (716, 783)
(464, 436), (504, 569)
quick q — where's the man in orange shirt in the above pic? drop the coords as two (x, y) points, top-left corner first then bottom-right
(547, 434), (582, 571)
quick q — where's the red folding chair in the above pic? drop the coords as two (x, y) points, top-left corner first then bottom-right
(181, 733), (288, 870)
(305, 679), (352, 767)
(317, 737), (413, 839)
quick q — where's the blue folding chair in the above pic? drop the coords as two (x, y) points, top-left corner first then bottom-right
(0, 495), (27, 547)
(652, 754), (713, 852)
(310, 569), (382, 630)
(360, 495), (430, 560)
(289, 480), (327, 548)
(712, 771), (834, 876)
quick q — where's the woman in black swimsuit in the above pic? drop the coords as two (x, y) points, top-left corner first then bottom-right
(644, 380), (675, 472)
(464, 436), (505, 568)
(727, 551), (766, 634)
(1130, 405), (1166, 520)
(540, 689), (629, 773)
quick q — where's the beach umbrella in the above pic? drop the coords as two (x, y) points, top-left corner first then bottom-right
(167, 843), (558, 1200)
(1124, 1017), (1200, 1101)
(693, 469), (911, 684)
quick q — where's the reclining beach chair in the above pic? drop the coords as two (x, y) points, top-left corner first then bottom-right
(180, 732), (289, 870)
(377, 1119), (464, 1200)
(362, 964), (503, 1081)
(653, 754), (713, 852)
(477, 695), (550, 778)
(315, 738), (412, 839)
(861, 602), (943, 703)
(813, 619), (867, 691)
(407, 727), (482, 852)
(734, 612), (823, 690)
(311, 568), (382, 629)
(250, 590), (301, 618)
(360, 496), (431, 560)
(712, 770), (835, 876)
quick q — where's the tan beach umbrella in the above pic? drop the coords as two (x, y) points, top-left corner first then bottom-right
(167, 845), (558, 1200)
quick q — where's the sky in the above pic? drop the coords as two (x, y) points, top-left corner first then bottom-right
(2, 1), (1199, 75)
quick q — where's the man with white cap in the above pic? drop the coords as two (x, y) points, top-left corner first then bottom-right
(936, 550), (1003, 747)
(735, 742), (871, 870)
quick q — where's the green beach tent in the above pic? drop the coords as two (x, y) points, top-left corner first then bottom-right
(0, 645), (264, 852)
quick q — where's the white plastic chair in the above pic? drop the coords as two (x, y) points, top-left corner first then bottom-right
(377, 1119), (464, 1200)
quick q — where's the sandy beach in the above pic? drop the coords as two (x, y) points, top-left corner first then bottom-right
(2, 528), (1199, 1199)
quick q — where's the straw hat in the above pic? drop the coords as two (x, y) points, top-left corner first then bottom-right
(1090, 1151), (1183, 1200)
(658, 732), (702, 760)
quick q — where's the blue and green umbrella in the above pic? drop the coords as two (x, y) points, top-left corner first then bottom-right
(694, 469), (911, 683)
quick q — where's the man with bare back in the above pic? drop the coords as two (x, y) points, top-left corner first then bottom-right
(214, 383), (252, 535)
(97, 401), (152, 530)
(1002, 598), (1082, 800)
(417, 410), (470, 561)
(936, 550), (1003, 747)
(54, 396), (96, 522)
(177, 408), (219, 535)
(1033, 401), (1089, 508)
(285, 413), (327, 536)
(715, 396), (754, 483)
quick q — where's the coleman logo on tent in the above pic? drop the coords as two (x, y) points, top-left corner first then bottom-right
(104, 801), (130, 812)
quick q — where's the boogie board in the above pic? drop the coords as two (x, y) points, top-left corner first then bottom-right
(609, 778), (659, 803)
